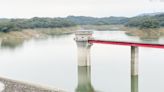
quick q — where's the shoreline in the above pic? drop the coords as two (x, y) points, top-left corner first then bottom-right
(0, 27), (79, 40)
(0, 76), (64, 92)
(124, 27), (164, 39)
(0, 26), (80, 49)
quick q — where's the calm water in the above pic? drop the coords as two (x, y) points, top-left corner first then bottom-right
(0, 31), (164, 92)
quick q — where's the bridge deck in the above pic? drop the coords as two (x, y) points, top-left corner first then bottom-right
(88, 31), (164, 49)
(89, 39), (164, 49)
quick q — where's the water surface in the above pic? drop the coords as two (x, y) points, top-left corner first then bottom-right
(0, 31), (164, 92)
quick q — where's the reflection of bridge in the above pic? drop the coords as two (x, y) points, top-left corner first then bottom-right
(76, 66), (138, 92)
(74, 30), (164, 92)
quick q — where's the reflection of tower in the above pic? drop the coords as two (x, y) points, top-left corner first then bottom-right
(131, 76), (138, 92)
(75, 66), (95, 92)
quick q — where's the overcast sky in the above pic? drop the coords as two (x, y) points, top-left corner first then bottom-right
(0, 0), (164, 18)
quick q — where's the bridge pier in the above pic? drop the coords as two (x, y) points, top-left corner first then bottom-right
(131, 46), (139, 76)
(75, 31), (93, 66)
(76, 42), (92, 66)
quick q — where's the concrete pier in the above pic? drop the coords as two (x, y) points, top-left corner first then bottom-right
(75, 31), (93, 66)
(75, 66), (95, 92)
(76, 42), (92, 66)
(131, 46), (139, 76)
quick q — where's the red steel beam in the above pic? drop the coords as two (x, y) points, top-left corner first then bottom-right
(89, 40), (164, 49)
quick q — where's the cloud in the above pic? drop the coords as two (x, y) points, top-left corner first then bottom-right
(0, 0), (164, 18)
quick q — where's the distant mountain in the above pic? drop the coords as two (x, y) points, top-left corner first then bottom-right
(0, 12), (164, 29)
(66, 12), (164, 27)
(125, 12), (164, 27)
(138, 12), (164, 17)
(66, 16), (128, 25)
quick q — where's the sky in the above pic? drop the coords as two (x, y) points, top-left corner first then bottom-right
(0, 0), (164, 18)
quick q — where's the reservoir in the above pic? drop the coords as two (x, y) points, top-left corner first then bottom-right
(0, 30), (164, 92)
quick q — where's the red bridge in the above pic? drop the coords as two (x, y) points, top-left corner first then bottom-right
(75, 30), (164, 77)
(89, 39), (164, 49)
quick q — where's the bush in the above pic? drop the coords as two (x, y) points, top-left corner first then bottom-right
(0, 22), (19, 32)
(139, 19), (160, 29)
(160, 21), (164, 26)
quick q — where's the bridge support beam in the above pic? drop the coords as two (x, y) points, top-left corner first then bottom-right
(131, 46), (139, 76)
(75, 31), (93, 66)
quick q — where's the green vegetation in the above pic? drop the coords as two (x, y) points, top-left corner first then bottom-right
(0, 16), (128, 33)
(0, 27), (78, 49)
(0, 13), (164, 33)
(66, 16), (128, 25)
(139, 19), (160, 29)
(0, 12), (164, 34)
(0, 13), (164, 49)
(125, 13), (164, 28)
(0, 17), (76, 32)
(66, 13), (164, 29)
(124, 13), (164, 38)
(0, 22), (20, 32)
(0, 27), (78, 40)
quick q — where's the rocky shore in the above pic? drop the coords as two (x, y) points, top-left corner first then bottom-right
(0, 77), (64, 92)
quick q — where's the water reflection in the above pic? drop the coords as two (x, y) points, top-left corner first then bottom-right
(75, 66), (95, 92)
(0, 34), (73, 50)
(131, 76), (138, 92)
(139, 29), (160, 42)
(76, 66), (139, 92)
(0, 38), (24, 49)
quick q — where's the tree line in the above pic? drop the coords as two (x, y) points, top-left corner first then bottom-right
(0, 13), (164, 32)
(124, 13), (164, 28)
(0, 17), (76, 32)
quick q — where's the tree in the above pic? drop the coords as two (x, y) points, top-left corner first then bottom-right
(0, 22), (19, 32)
(139, 19), (160, 29)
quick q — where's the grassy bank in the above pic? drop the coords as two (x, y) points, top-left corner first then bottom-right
(0, 26), (79, 49)
(0, 25), (124, 41)
(125, 27), (164, 39)
(0, 26), (79, 40)
(80, 25), (124, 31)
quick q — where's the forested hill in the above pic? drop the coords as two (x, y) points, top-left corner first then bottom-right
(125, 13), (164, 27)
(66, 13), (164, 27)
(66, 13), (164, 26)
(66, 16), (128, 25)
(0, 17), (76, 32)
(0, 12), (164, 32)
(0, 16), (129, 32)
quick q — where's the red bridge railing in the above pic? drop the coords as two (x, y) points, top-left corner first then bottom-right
(89, 40), (164, 49)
